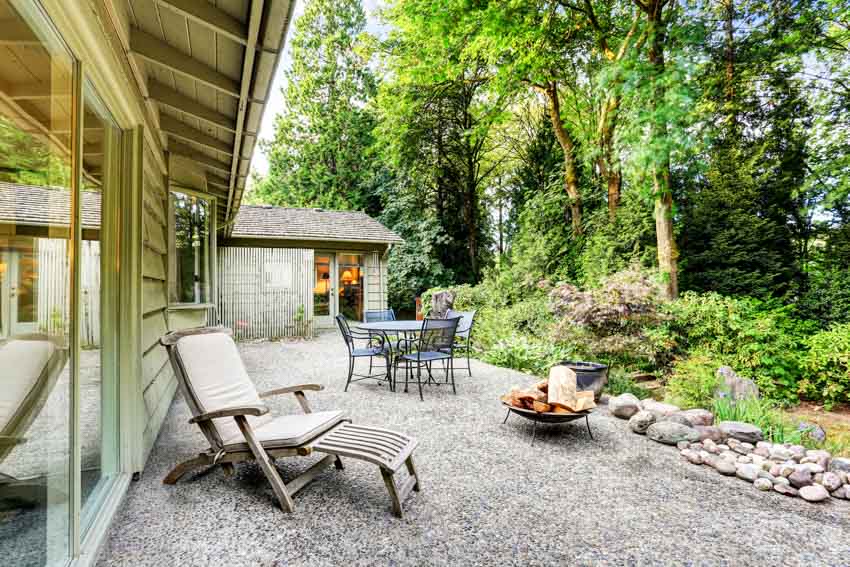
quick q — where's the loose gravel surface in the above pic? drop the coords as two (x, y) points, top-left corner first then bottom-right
(96, 333), (849, 567)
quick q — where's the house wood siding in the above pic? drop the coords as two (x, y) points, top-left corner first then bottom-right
(139, 144), (176, 460)
(217, 244), (390, 337)
(217, 246), (314, 340)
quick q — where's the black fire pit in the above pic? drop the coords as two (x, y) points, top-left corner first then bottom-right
(555, 360), (609, 400)
(501, 403), (594, 446)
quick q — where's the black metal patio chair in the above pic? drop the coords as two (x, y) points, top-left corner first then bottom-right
(335, 315), (393, 392)
(395, 317), (461, 401)
(445, 309), (476, 376)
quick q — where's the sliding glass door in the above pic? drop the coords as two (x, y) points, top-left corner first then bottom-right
(0, 2), (122, 565)
(0, 1), (75, 564)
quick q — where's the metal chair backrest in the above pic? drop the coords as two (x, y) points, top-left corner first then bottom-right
(364, 309), (396, 323)
(417, 316), (460, 354)
(446, 309), (476, 337)
(335, 314), (355, 350)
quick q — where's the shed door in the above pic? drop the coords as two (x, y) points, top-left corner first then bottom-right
(313, 253), (335, 328)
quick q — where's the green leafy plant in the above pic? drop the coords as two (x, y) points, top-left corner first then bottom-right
(712, 397), (804, 445)
(666, 353), (723, 409)
(656, 292), (812, 403)
(605, 368), (652, 400)
(798, 322), (850, 409)
(482, 334), (573, 377)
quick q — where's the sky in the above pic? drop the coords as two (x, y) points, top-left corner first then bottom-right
(248, 0), (387, 185)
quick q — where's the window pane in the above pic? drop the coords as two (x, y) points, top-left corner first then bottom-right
(79, 82), (119, 532)
(169, 192), (210, 304)
(0, 1), (74, 565)
(313, 256), (331, 316)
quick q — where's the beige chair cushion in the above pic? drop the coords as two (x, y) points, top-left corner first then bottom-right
(222, 410), (346, 451)
(176, 333), (272, 443)
(0, 339), (56, 433)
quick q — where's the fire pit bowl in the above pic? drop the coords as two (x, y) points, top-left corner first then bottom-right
(501, 402), (594, 445)
(555, 360), (608, 400)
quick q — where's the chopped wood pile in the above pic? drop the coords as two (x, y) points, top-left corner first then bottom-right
(501, 366), (597, 413)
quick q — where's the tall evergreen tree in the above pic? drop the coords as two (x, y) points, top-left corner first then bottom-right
(251, 0), (380, 214)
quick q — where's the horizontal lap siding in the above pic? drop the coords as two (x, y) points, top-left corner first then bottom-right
(217, 247), (313, 340)
(140, 145), (175, 462)
(364, 250), (389, 312)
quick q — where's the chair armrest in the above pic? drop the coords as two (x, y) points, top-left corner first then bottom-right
(259, 384), (324, 398)
(189, 404), (269, 424)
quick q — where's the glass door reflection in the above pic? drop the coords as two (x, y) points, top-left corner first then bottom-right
(337, 254), (363, 322)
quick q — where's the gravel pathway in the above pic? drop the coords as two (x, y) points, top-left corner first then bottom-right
(96, 333), (849, 566)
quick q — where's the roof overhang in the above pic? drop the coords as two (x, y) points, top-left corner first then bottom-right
(123, 0), (294, 230)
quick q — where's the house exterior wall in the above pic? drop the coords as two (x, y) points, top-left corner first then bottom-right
(217, 244), (390, 338)
(217, 246), (314, 340)
(139, 144), (177, 460)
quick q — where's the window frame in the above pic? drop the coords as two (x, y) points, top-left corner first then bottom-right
(167, 186), (217, 309)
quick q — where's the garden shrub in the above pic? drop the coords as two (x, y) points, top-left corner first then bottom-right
(666, 353), (723, 409)
(482, 334), (574, 377)
(549, 267), (665, 367)
(605, 368), (652, 399)
(656, 292), (812, 403)
(798, 322), (850, 409)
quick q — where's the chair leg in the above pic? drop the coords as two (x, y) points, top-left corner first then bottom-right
(163, 454), (212, 485)
(405, 455), (421, 492)
(369, 356), (373, 376)
(344, 356), (354, 392)
(416, 364), (424, 401)
(235, 416), (295, 513)
(466, 343), (472, 376)
(334, 456), (345, 470)
(450, 355), (457, 395)
(380, 468), (404, 518)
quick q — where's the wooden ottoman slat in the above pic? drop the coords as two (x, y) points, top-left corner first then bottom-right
(312, 423), (420, 517)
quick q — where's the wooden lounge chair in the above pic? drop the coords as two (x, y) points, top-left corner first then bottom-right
(160, 326), (421, 517)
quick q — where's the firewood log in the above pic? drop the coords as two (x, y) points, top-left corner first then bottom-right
(532, 401), (552, 413)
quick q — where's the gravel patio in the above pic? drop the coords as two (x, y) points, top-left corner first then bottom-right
(96, 332), (849, 566)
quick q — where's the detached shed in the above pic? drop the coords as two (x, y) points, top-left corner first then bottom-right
(217, 205), (403, 339)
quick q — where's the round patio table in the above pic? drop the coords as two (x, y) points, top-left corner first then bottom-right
(354, 320), (441, 387)
(354, 320), (424, 334)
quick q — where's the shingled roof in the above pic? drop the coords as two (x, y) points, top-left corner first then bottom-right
(0, 181), (101, 229)
(231, 204), (403, 244)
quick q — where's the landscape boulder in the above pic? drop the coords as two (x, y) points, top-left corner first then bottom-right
(646, 422), (700, 445)
(797, 421), (827, 444)
(718, 421), (764, 444)
(694, 425), (724, 443)
(641, 399), (680, 417)
(609, 393), (642, 419)
(715, 366), (759, 400)
(628, 410), (655, 434)
(829, 457), (850, 474)
(789, 468), (813, 489)
(799, 484), (830, 503)
(773, 484), (798, 497)
(676, 408), (714, 427)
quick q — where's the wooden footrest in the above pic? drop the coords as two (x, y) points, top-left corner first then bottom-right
(312, 423), (420, 517)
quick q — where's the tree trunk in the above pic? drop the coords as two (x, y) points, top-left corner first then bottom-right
(644, 1), (679, 299)
(544, 82), (583, 235)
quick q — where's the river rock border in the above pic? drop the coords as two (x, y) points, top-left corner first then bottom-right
(608, 393), (850, 503)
